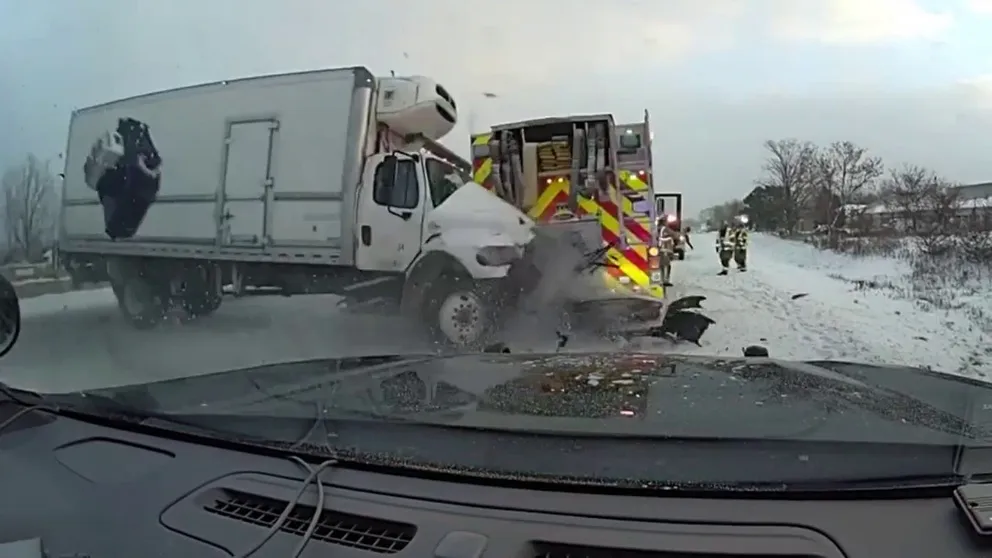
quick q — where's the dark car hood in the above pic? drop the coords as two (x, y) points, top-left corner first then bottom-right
(85, 353), (992, 444)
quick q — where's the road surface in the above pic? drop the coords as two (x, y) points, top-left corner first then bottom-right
(2, 232), (987, 393)
(3, 289), (436, 393)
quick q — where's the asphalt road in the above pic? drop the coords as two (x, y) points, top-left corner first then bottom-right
(1, 287), (591, 393)
(2, 289), (441, 393)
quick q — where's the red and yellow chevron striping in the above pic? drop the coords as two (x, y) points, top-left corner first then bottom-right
(469, 136), (663, 300)
(470, 133), (494, 189)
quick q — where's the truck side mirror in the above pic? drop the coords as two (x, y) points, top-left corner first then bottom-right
(380, 155), (398, 179)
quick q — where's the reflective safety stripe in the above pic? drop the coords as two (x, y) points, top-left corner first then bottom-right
(473, 158), (492, 187)
(619, 170), (650, 192)
(614, 170), (655, 245)
(580, 190), (664, 300)
(616, 169), (663, 297)
(470, 133), (494, 189)
(603, 262), (665, 299)
(472, 134), (491, 146)
(528, 179), (595, 221)
(469, 135), (664, 300)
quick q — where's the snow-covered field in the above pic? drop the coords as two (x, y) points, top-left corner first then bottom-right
(1, 231), (988, 393)
(656, 232), (989, 377)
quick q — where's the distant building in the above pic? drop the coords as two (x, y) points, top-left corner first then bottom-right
(954, 181), (992, 200)
(865, 181), (992, 232)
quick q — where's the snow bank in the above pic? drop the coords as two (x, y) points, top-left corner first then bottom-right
(655, 233), (990, 379)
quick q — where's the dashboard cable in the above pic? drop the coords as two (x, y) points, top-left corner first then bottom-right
(234, 455), (338, 558)
(0, 383), (337, 558)
(0, 403), (51, 433)
(0, 383), (55, 435)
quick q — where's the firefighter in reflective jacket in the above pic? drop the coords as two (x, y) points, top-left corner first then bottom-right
(732, 218), (749, 272)
(657, 224), (676, 286)
(716, 223), (734, 275)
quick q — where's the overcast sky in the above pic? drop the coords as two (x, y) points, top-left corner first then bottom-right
(2, 0), (991, 212)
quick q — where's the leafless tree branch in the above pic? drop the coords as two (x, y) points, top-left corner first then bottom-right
(1, 154), (58, 262)
(754, 139), (817, 233)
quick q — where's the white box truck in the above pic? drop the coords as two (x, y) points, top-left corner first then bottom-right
(58, 66), (538, 347)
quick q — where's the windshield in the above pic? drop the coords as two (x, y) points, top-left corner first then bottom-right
(2, 3), (991, 488)
(425, 157), (470, 207)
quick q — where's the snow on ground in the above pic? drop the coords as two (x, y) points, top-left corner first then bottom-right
(19, 286), (118, 315)
(1, 231), (988, 393)
(650, 232), (989, 378)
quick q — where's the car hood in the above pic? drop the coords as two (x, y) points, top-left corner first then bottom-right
(85, 353), (991, 445)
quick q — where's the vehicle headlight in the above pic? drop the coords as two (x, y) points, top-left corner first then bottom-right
(476, 245), (523, 266)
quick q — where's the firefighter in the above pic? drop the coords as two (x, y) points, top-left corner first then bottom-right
(732, 216), (749, 271)
(683, 226), (695, 251)
(716, 222), (734, 275)
(657, 223), (675, 287)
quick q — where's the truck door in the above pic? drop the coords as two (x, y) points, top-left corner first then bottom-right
(355, 153), (425, 272)
(218, 120), (277, 246)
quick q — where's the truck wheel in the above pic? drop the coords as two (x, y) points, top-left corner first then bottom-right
(422, 274), (493, 349)
(181, 264), (223, 320)
(112, 278), (165, 329)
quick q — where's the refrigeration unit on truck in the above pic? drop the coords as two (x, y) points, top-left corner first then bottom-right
(469, 114), (672, 334)
(654, 192), (687, 260)
(58, 66), (538, 347)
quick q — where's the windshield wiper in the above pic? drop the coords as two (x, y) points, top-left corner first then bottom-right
(33, 387), (256, 442)
(0, 381), (45, 405)
(0, 381), (233, 440)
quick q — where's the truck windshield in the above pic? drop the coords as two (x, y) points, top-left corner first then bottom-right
(425, 158), (471, 207)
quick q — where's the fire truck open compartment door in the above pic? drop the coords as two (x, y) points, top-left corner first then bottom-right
(654, 192), (683, 225)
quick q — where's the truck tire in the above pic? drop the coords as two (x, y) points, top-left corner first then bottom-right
(112, 277), (166, 329)
(181, 264), (223, 320)
(421, 273), (494, 350)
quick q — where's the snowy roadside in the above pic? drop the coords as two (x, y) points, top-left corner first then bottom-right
(774, 234), (992, 372)
(642, 232), (989, 379)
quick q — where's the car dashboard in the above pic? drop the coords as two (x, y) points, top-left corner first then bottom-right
(0, 406), (989, 558)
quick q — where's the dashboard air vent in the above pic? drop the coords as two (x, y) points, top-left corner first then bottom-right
(533, 543), (819, 558)
(204, 489), (415, 554)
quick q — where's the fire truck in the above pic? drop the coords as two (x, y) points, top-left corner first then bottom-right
(471, 113), (665, 305)
(615, 113), (687, 261)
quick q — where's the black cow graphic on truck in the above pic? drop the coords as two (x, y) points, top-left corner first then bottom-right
(83, 117), (163, 240)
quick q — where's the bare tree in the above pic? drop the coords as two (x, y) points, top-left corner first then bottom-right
(914, 180), (961, 256)
(755, 139), (817, 233)
(813, 141), (883, 247)
(1, 154), (58, 262)
(880, 165), (941, 233)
